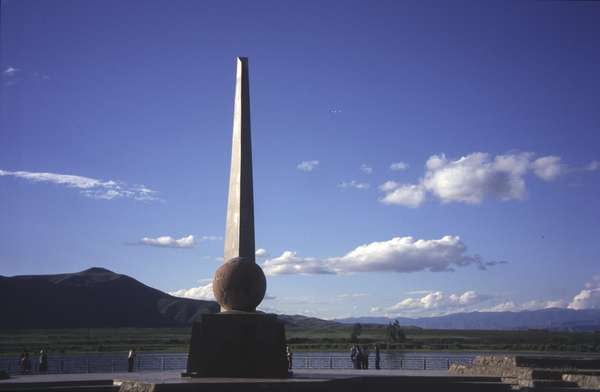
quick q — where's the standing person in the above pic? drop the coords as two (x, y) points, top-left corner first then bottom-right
(39, 349), (48, 373)
(19, 351), (26, 374)
(23, 351), (32, 374)
(286, 345), (293, 370)
(350, 345), (359, 369)
(127, 349), (136, 372)
(374, 344), (381, 370)
(361, 345), (369, 369)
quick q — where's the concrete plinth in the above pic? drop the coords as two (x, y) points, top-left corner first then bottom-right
(184, 313), (288, 378)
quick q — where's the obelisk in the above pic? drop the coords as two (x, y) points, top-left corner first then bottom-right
(212, 57), (266, 312)
(224, 56), (255, 264)
(185, 58), (287, 378)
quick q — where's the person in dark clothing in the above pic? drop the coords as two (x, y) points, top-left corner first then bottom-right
(127, 349), (136, 372)
(361, 345), (369, 369)
(23, 352), (32, 374)
(350, 345), (360, 369)
(375, 344), (381, 370)
(286, 345), (293, 370)
(39, 349), (48, 373)
(19, 352), (26, 374)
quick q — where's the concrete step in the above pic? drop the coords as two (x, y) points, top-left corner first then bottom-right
(0, 380), (117, 392)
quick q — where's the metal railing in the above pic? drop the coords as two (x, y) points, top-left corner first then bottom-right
(0, 354), (473, 375)
(292, 355), (473, 370)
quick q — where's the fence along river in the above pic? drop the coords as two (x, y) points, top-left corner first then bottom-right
(0, 351), (474, 375)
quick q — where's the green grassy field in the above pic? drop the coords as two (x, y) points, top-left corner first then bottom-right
(2, 325), (600, 356)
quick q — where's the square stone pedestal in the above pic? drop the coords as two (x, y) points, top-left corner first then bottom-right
(184, 312), (288, 378)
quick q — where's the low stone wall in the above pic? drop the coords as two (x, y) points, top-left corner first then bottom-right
(563, 374), (600, 390)
(449, 355), (600, 389)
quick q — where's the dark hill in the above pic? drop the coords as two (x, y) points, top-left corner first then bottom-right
(0, 267), (219, 329)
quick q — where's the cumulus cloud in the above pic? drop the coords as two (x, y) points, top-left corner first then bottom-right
(368, 290), (496, 317)
(569, 289), (600, 310)
(297, 160), (319, 172)
(379, 152), (577, 207)
(531, 156), (565, 181)
(384, 291), (490, 315)
(360, 164), (373, 174)
(423, 152), (531, 204)
(262, 251), (336, 275)
(369, 290), (572, 317)
(569, 275), (600, 310)
(262, 235), (491, 276)
(255, 248), (268, 257)
(481, 299), (567, 312)
(390, 162), (409, 171)
(170, 282), (214, 300)
(140, 235), (196, 248)
(0, 169), (160, 201)
(3, 66), (19, 76)
(378, 182), (426, 207)
(339, 180), (370, 190)
(586, 161), (599, 171)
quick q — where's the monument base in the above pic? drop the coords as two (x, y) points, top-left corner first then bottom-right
(184, 312), (288, 378)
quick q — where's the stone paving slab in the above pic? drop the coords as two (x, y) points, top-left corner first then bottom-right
(0, 369), (512, 392)
(0, 369), (450, 385)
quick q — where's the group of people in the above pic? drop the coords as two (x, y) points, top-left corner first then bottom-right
(18, 349), (48, 374)
(350, 344), (381, 370)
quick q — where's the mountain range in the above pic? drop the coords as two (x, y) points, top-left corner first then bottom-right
(2, 267), (599, 331)
(336, 309), (600, 331)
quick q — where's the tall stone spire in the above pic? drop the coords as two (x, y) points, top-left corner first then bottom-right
(186, 57), (287, 379)
(213, 57), (265, 312)
(224, 57), (255, 263)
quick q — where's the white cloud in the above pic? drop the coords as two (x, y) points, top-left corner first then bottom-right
(368, 291), (571, 317)
(296, 160), (319, 172)
(337, 293), (369, 299)
(360, 164), (373, 174)
(170, 282), (214, 300)
(262, 251), (335, 275)
(390, 162), (409, 171)
(255, 248), (268, 257)
(481, 299), (567, 312)
(423, 152), (531, 204)
(380, 152), (599, 207)
(569, 276), (600, 310)
(375, 290), (492, 317)
(0, 169), (160, 201)
(198, 235), (222, 241)
(531, 156), (565, 181)
(140, 235), (196, 248)
(378, 182), (426, 207)
(339, 180), (370, 190)
(3, 66), (18, 76)
(586, 160), (599, 171)
(262, 235), (489, 276)
(569, 289), (600, 310)
(379, 152), (577, 207)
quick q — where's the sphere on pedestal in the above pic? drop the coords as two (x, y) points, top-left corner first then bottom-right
(212, 257), (266, 312)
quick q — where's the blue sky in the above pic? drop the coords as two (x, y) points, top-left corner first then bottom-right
(1, 0), (599, 319)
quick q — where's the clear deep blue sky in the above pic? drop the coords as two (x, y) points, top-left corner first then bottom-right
(1, 0), (599, 318)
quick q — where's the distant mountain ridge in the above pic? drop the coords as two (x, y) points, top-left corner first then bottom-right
(3, 267), (600, 331)
(0, 267), (219, 329)
(336, 308), (600, 331)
